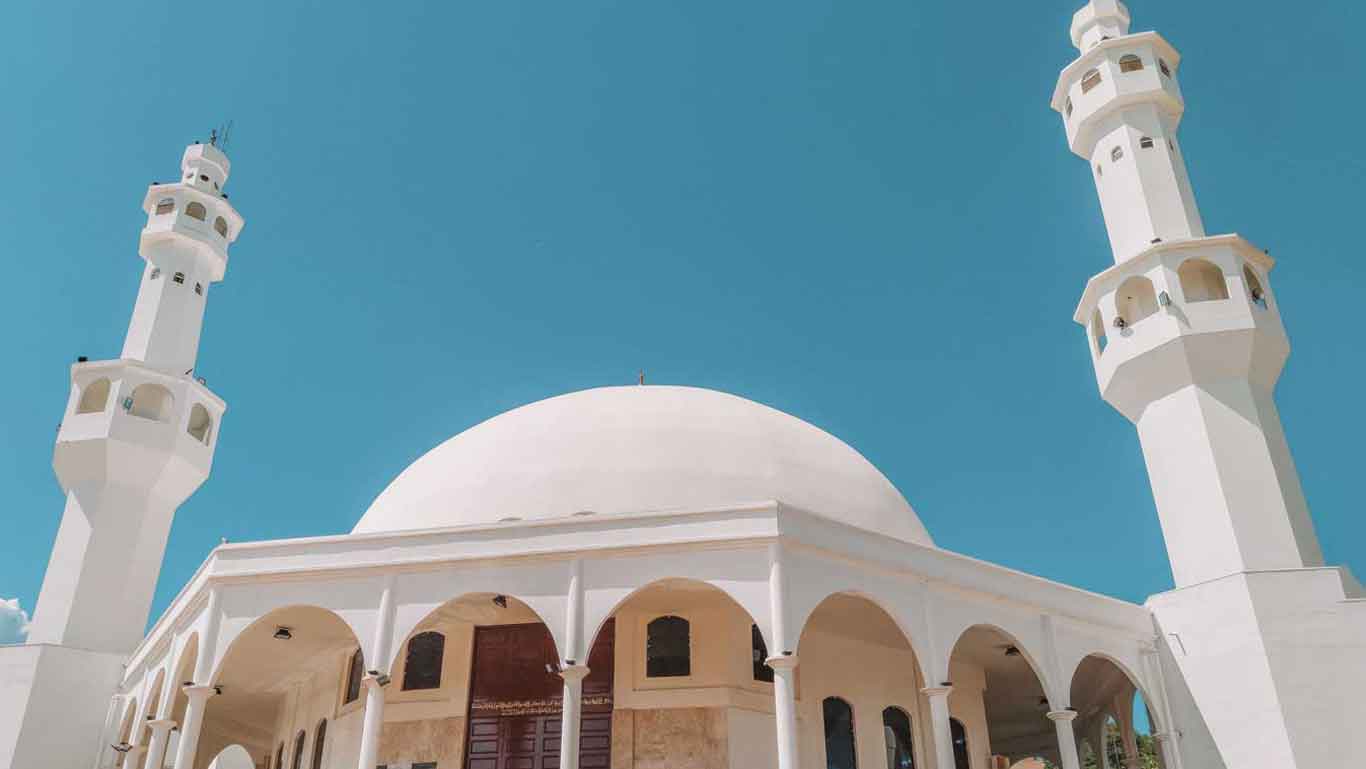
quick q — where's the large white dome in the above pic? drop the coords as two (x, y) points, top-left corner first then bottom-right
(354, 386), (932, 545)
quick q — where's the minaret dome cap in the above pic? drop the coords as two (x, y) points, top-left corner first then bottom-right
(1071, 0), (1132, 51)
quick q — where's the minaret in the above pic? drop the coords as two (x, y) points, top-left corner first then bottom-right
(25, 140), (242, 654)
(1055, 4), (1366, 769)
(1054, 0), (1321, 588)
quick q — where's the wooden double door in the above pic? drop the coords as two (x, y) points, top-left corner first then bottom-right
(465, 621), (614, 769)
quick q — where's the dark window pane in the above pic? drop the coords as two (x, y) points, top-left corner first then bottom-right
(646, 616), (690, 678)
(950, 718), (970, 769)
(752, 625), (773, 683)
(311, 721), (327, 769)
(882, 707), (914, 769)
(345, 648), (364, 704)
(823, 697), (857, 769)
(402, 631), (446, 691)
(291, 731), (305, 769)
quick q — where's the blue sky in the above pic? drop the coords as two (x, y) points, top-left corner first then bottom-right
(0, 0), (1362, 664)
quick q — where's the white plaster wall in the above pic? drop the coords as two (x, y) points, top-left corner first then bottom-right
(0, 644), (125, 769)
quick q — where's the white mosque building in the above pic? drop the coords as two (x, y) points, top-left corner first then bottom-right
(2, 2), (1363, 769)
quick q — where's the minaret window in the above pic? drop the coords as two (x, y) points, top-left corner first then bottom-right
(150, 267), (161, 280)
(213, 216), (228, 237)
(185, 201), (207, 221)
(154, 198), (175, 215)
(195, 282), (204, 296)
(76, 378), (111, 414)
(173, 272), (186, 284)
(1065, 97), (1074, 118)
(1111, 146), (1124, 162)
(1177, 259), (1230, 303)
(1159, 59), (1172, 77)
(1140, 137), (1155, 149)
(1091, 310), (1108, 355)
(1244, 266), (1268, 308)
(1119, 54), (1144, 73)
(1081, 68), (1103, 94)
(126, 383), (175, 422)
(1115, 276), (1159, 326)
(187, 404), (213, 444)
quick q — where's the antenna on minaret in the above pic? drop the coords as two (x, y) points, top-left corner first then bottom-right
(638, 370), (646, 386)
(208, 121), (234, 150)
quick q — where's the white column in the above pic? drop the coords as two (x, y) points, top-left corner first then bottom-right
(356, 578), (396, 769)
(121, 744), (147, 769)
(169, 686), (214, 769)
(922, 686), (955, 769)
(769, 656), (800, 769)
(1048, 710), (1082, 769)
(355, 678), (386, 769)
(558, 665), (590, 769)
(142, 720), (175, 769)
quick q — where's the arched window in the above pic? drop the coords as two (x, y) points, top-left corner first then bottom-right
(752, 624), (773, 683)
(1091, 309), (1107, 355)
(310, 720), (327, 769)
(344, 648), (364, 704)
(186, 201), (207, 221)
(127, 383), (174, 422)
(1140, 137), (1155, 149)
(646, 616), (691, 677)
(1065, 98), (1074, 118)
(1119, 54), (1144, 73)
(1177, 259), (1230, 302)
(949, 718), (970, 769)
(155, 198), (175, 215)
(173, 272), (186, 284)
(1114, 276), (1159, 327)
(1081, 68), (1103, 94)
(187, 403), (213, 444)
(823, 697), (857, 769)
(882, 707), (914, 769)
(1111, 146), (1124, 162)
(1244, 265), (1268, 308)
(290, 730), (306, 769)
(274, 743), (284, 769)
(77, 378), (111, 414)
(214, 216), (228, 237)
(1159, 59), (1172, 77)
(401, 631), (446, 691)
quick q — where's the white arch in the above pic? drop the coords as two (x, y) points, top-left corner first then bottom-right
(206, 744), (255, 769)
(939, 618), (1061, 706)
(1058, 643), (1165, 733)
(210, 579), (379, 680)
(209, 603), (364, 686)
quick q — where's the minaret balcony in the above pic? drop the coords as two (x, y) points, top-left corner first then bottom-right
(55, 359), (226, 497)
(1073, 235), (1287, 421)
(1052, 32), (1186, 158)
(140, 183), (243, 281)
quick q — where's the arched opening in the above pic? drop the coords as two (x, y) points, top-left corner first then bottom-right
(155, 198), (175, 215)
(205, 744), (255, 769)
(1090, 309), (1107, 355)
(1007, 759), (1057, 769)
(882, 706), (914, 769)
(186, 201), (207, 221)
(128, 383), (174, 422)
(399, 630), (445, 690)
(645, 615), (691, 677)
(947, 625), (1056, 769)
(1177, 259), (1229, 302)
(187, 403), (213, 444)
(1244, 265), (1268, 308)
(289, 730), (305, 769)
(214, 216), (228, 237)
(1119, 54), (1144, 73)
(77, 378), (111, 414)
(203, 606), (363, 769)
(310, 720), (326, 769)
(132, 669), (167, 768)
(1080, 740), (1098, 769)
(113, 698), (138, 766)
(950, 718), (970, 769)
(1081, 69), (1103, 94)
(1069, 655), (1164, 769)
(343, 647), (363, 704)
(798, 593), (927, 769)
(586, 577), (769, 769)
(1159, 59), (1172, 77)
(824, 696), (858, 769)
(1114, 276), (1158, 327)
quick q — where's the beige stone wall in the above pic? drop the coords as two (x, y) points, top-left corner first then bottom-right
(376, 716), (467, 767)
(612, 707), (729, 769)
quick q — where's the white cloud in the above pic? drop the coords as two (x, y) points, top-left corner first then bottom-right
(0, 598), (31, 644)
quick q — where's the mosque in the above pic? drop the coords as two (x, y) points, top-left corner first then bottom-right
(1, 2), (1363, 769)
